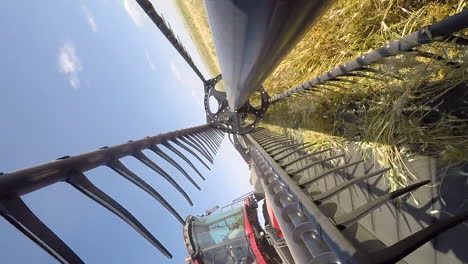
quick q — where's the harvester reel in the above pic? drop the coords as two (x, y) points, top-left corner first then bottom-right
(204, 75), (269, 134)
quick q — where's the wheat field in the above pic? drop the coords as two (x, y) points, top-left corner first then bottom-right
(175, 0), (468, 189)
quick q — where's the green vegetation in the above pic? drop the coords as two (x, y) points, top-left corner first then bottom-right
(177, 0), (468, 190)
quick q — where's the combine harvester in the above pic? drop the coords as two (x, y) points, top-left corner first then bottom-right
(1, 0), (468, 263)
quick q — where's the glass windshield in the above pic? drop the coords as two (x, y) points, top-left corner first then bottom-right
(192, 207), (245, 249)
(191, 207), (255, 263)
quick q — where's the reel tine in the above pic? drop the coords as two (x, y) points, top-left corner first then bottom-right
(0, 197), (84, 264)
(289, 154), (345, 175)
(133, 151), (193, 204)
(162, 142), (206, 181)
(172, 139), (211, 170)
(311, 168), (389, 202)
(370, 209), (468, 264)
(333, 180), (430, 228)
(68, 172), (173, 258)
(149, 146), (201, 190)
(107, 159), (184, 224)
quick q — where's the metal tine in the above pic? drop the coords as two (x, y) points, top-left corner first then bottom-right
(202, 130), (221, 151)
(107, 159), (184, 224)
(281, 148), (333, 168)
(255, 130), (281, 137)
(207, 129), (223, 143)
(172, 139), (211, 170)
(255, 135), (289, 145)
(270, 143), (316, 162)
(255, 134), (285, 142)
(213, 129), (225, 141)
(133, 151), (194, 204)
(202, 130), (219, 148)
(204, 130), (218, 146)
(274, 143), (317, 161)
(187, 134), (215, 161)
(162, 142), (206, 181)
(216, 133), (225, 147)
(253, 130), (279, 137)
(213, 130), (225, 145)
(260, 140), (290, 150)
(180, 136), (213, 164)
(266, 140), (301, 153)
(369, 210), (468, 264)
(289, 154), (345, 175)
(184, 134), (214, 161)
(315, 82), (348, 91)
(67, 172), (173, 259)
(313, 84), (345, 94)
(206, 130), (222, 147)
(149, 145), (201, 190)
(299, 160), (365, 187)
(251, 127), (266, 134)
(343, 72), (384, 81)
(194, 133), (216, 156)
(412, 49), (459, 66)
(214, 127), (225, 135)
(218, 131), (226, 142)
(327, 77), (357, 84)
(262, 139), (296, 151)
(199, 131), (219, 153)
(181, 135), (213, 162)
(333, 180), (430, 228)
(193, 132), (218, 158)
(195, 131), (216, 153)
(264, 139), (298, 151)
(302, 87), (320, 94)
(442, 35), (468, 45)
(250, 127), (270, 137)
(251, 127), (269, 134)
(255, 135), (288, 145)
(191, 132), (215, 154)
(311, 168), (390, 202)
(256, 136), (285, 145)
(207, 129), (224, 147)
(136, 0), (206, 83)
(357, 67), (403, 80)
(183, 134), (211, 158)
(212, 134), (222, 149)
(252, 130), (273, 138)
(0, 196), (84, 264)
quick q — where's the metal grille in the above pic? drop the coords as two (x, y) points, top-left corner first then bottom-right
(0, 125), (224, 262)
(244, 128), (468, 264)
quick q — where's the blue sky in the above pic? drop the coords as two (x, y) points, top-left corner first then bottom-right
(0, 1), (251, 263)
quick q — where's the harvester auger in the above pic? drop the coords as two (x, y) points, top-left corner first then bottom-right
(1, 0), (468, 263)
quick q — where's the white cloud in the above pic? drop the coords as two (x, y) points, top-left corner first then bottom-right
(170, 59), (183, 83)
(170, 59), (204, 108)
(145, 50), (156, 71)
(58, 41), (82, 90)
(123, 0), (145, 27)
(82, 6), (97, 32)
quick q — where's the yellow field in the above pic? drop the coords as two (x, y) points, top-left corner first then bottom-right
(176, 0), (468, 189)
(174, 0), (220, 78)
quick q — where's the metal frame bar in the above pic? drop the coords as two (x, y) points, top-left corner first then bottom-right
(246, 133), (369, 264)
(245, 129), (468, 264)
(270, 9), (468, 103)
(0, 124), (224, 262)
(0, 125), (213, 198)
(136, 0), (207, 83)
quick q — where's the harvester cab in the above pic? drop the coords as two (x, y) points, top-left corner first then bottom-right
(183, 195), (287, 264)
